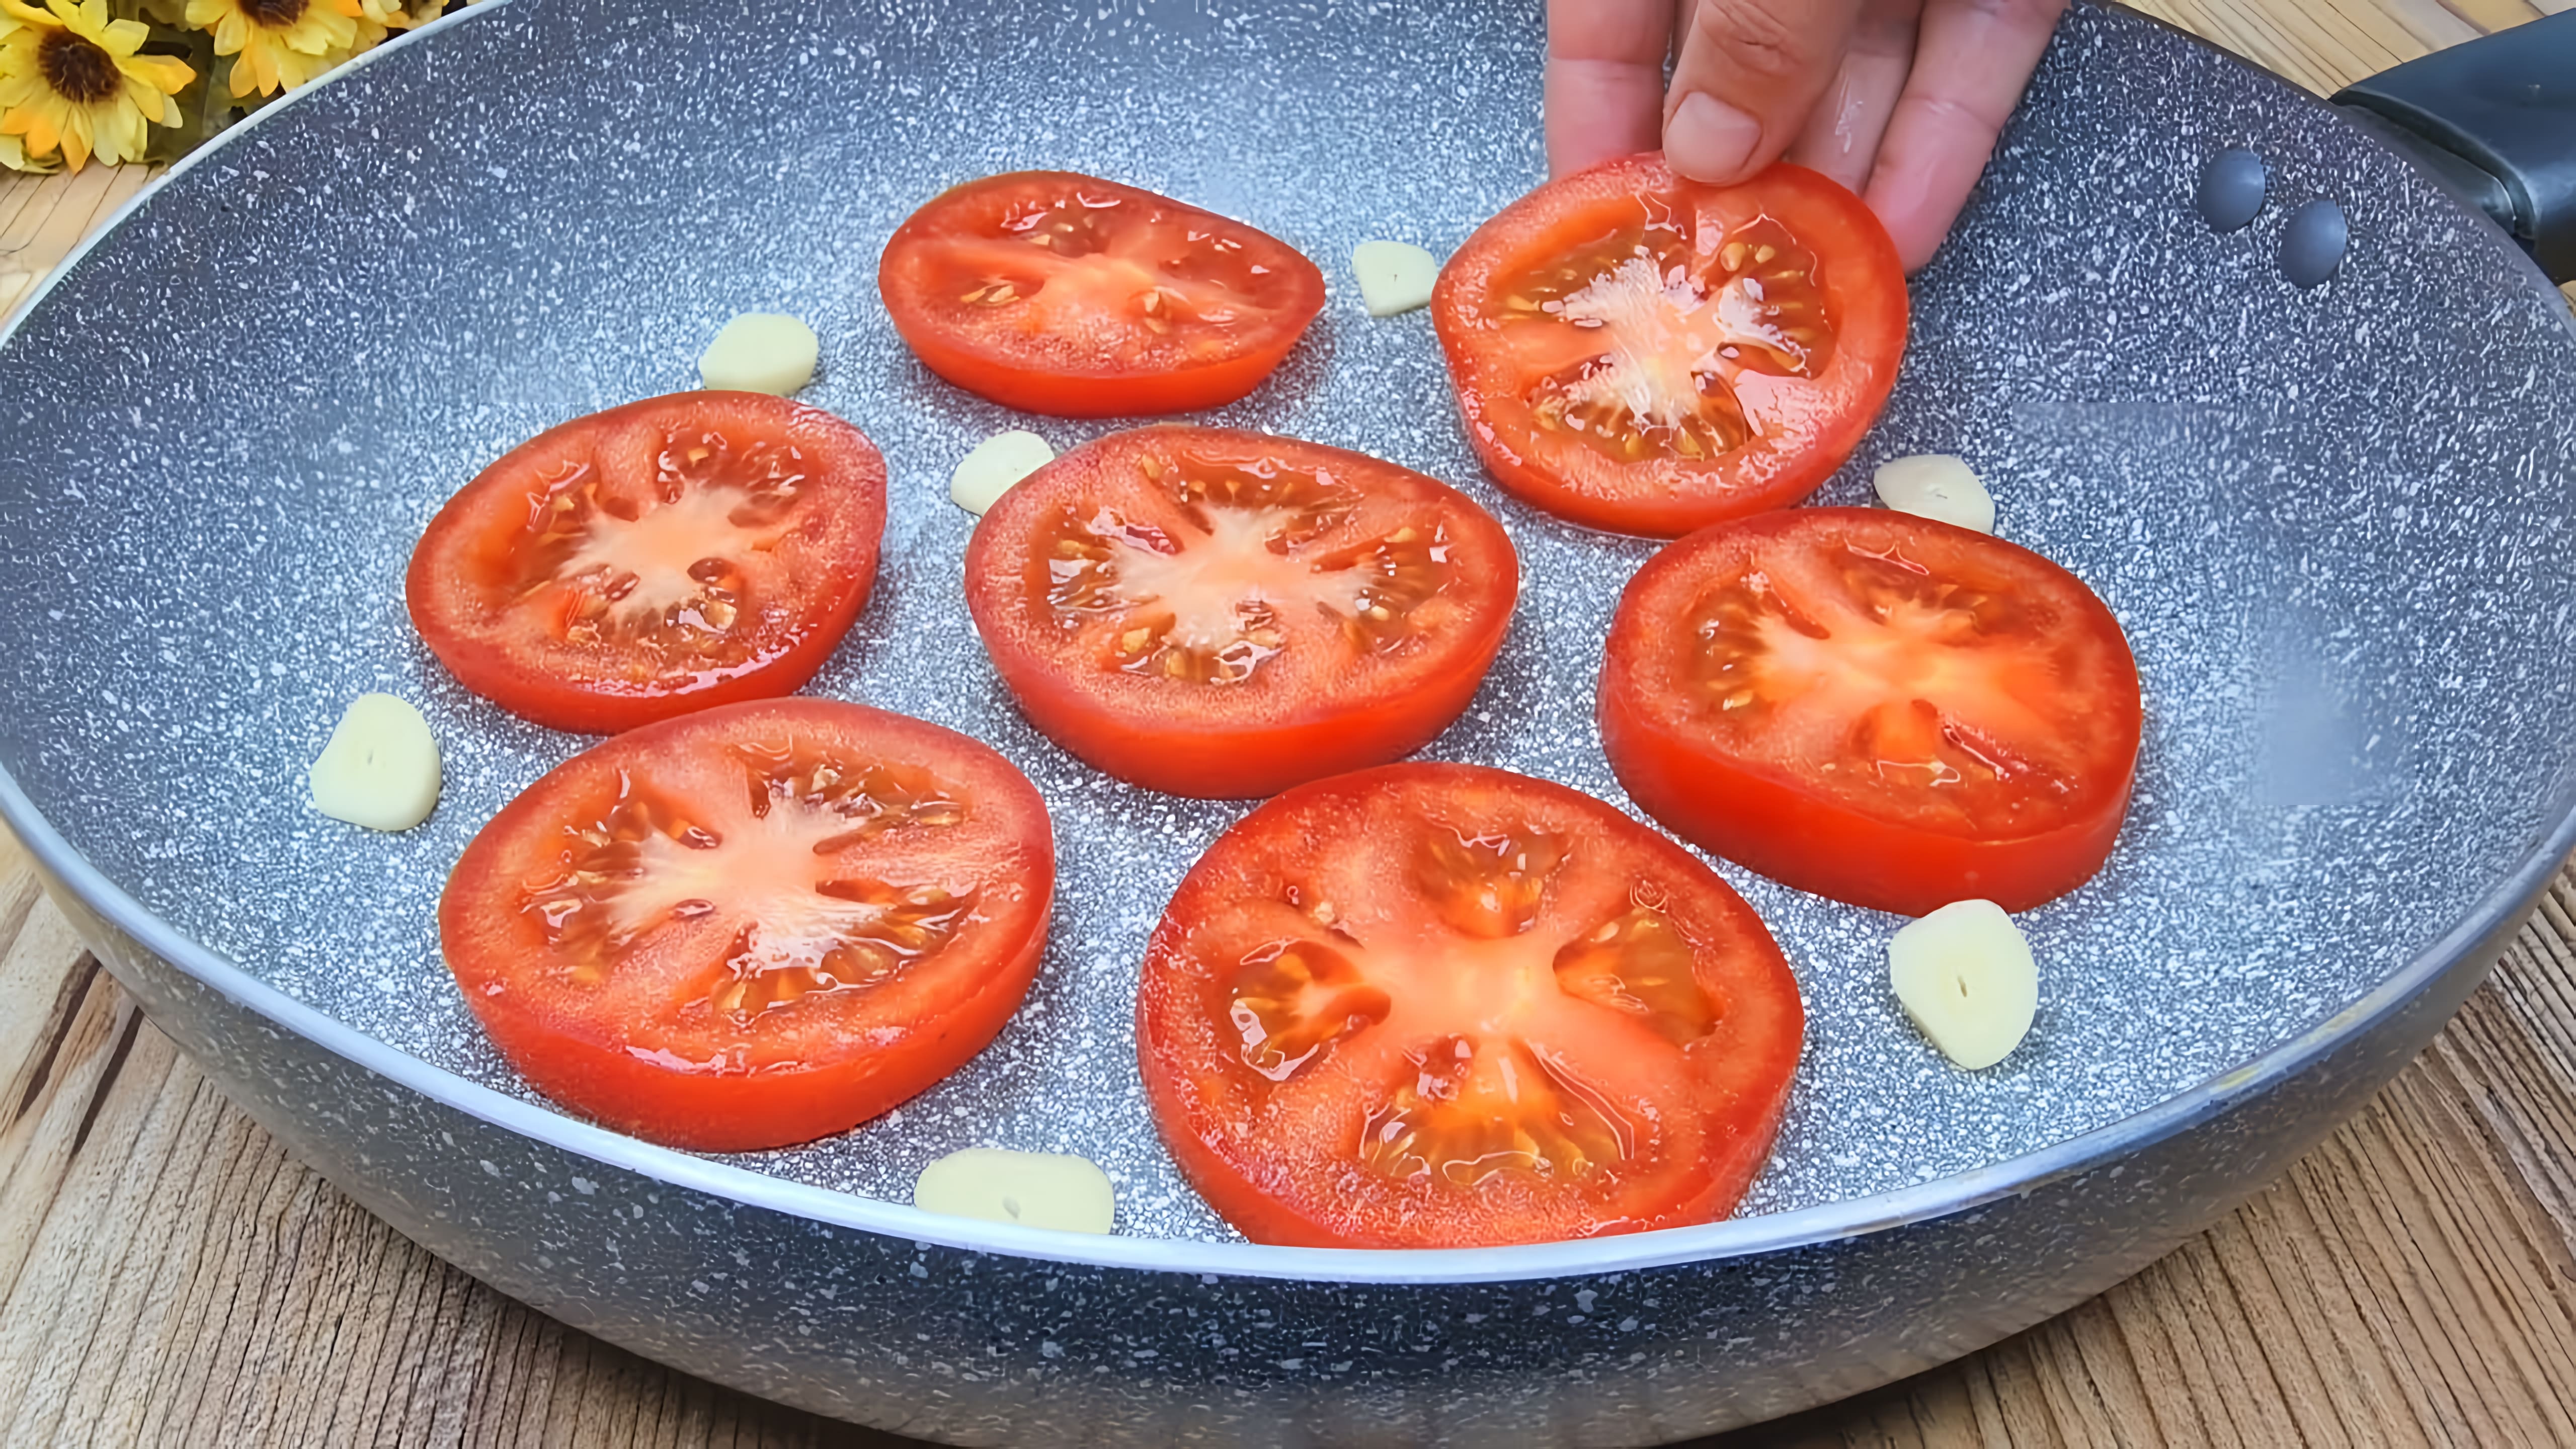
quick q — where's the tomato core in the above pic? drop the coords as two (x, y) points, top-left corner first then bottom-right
(1432, 156), (1906, 535)
(1035, 452), (1458, 685)
(527, 745), (978, 1021)
(1499, 215), (1834, 466)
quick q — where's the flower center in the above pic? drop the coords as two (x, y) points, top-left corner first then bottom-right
(239, 0), (310, 27)
(36, 31), (120, 106)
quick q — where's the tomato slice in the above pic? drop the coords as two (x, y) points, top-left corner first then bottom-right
(962, 427), (1520, 799)
(1599, 508), (2142, 916)
(440, 699), (1054, 1152)
(407, 392), (887, 735)
(1137, 763), (1803, 1248)
(1432, 156), (1907, 537)
(878, 172), (1326, 417)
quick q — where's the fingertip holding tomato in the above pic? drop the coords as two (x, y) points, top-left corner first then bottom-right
(962, 427), (1520, 799)
(1432, 155), (1907, 537)
(406, 391), (888, 736)
(878, 172), (1326, 418)
(1137, 762), (1803, 1249)
(1598, 508), (2142, 917)
(439, 698), (1055, 1153)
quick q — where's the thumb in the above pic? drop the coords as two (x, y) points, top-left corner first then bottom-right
(1663, 0), (1865, 184)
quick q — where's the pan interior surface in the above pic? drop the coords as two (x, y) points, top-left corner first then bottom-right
(1, 0), (2572, 1252)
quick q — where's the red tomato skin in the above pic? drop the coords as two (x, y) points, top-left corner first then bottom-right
(878, 172), (1326, 418)
(1135, 762), (1805, 1249)
(980, 631), (1505, 801)
(1433, 155), (1907, 537)
(439, 699), (1054, 1153)
(1597, 511), (2142, 917)
(1599, 703), (2136, 918)
(456, 923), (1049, 1153)
(406, 393), (886, 736)
(893, 321), (1309, 419)
(962, 428), (1520, 799)
(1138, 1020), (1797, 1251)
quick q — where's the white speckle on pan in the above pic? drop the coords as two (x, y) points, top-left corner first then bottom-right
(0, 0), (2570, 1259)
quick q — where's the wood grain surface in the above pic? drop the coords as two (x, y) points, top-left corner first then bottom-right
(5, 3), (2575, 1444)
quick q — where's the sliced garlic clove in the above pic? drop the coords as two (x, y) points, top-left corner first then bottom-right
(698, 311), (821, 395)
(1874, 453), (1996, 534)
(1887, 899), (2037, 1070)
(913, 1148), (1115, 1234)
(949, 430), (1056, 515)
(309, 693), (442, 833)
(1351, 239), (1439, 317)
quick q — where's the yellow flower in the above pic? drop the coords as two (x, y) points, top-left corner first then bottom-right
(184, 0), (360, 98)
(0, 0), (194, 172)
(0, 7), (36, 169)
(2, 127), (60, 173)
(350, 0), (455, 42)
(352, 0), (460, 40)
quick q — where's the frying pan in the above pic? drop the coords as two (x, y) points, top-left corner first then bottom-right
(3, 1), (2572, 1442)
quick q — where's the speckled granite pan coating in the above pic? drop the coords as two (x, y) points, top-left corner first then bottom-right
(2, 0), (2573, 1255)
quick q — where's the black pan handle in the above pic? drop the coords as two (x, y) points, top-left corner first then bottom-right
(2331, 9), (2575, 284)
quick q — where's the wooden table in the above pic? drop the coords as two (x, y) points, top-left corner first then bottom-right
(6, 4), (2575, 1442)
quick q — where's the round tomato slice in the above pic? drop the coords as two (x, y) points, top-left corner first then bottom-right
(440, 699), (1054, 1152)
(1137, 763), (1804, 1249)
(1432, 155), (1907, 537)
(1599, 508), (2142, 917)
(963, 428), (1519, 799)
(407, 392), (887, 735)
(878, 172), (1326, 417)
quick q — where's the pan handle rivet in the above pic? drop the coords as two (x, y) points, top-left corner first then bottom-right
(2196, 148), (2266, 232)
(2280, 199), (2349, 289)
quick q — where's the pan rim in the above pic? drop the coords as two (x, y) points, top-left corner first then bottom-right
(3, 0), (2572, 1286)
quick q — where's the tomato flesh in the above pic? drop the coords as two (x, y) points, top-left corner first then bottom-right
(440, 699), (1054, 1152)
(1599, 508), (2142, 916)
(407, 392), (886, 735)
(1433, 156), (1906, 537)
(1137, 763), (1803, 1248)
(879, 172), (1326, 417)
(964, 428), (1519, 798)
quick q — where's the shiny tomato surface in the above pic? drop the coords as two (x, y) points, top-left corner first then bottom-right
(1434, 156), (1906, 536)
(964, 427), (1519, 798)
(1600, 508), (2142, 915)
(880, 171), (1325, 416)
(407, 392), (885, 734)
(1138, 763), (1803, 1248)
(441, 699), (1054, 1152)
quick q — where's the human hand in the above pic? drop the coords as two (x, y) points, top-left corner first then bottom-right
(1544, 0), (2068, 271)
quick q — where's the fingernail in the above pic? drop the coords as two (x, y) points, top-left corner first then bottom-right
(1665, 92), (1762, 182)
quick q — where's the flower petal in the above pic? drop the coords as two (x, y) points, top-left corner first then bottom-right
(128, 52), (191, 91)
(18, 106), (59, 155)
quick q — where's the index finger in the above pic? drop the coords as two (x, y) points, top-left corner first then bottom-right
(1862, 0), (2066, 271)
(1546, 0), (1676, 176)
